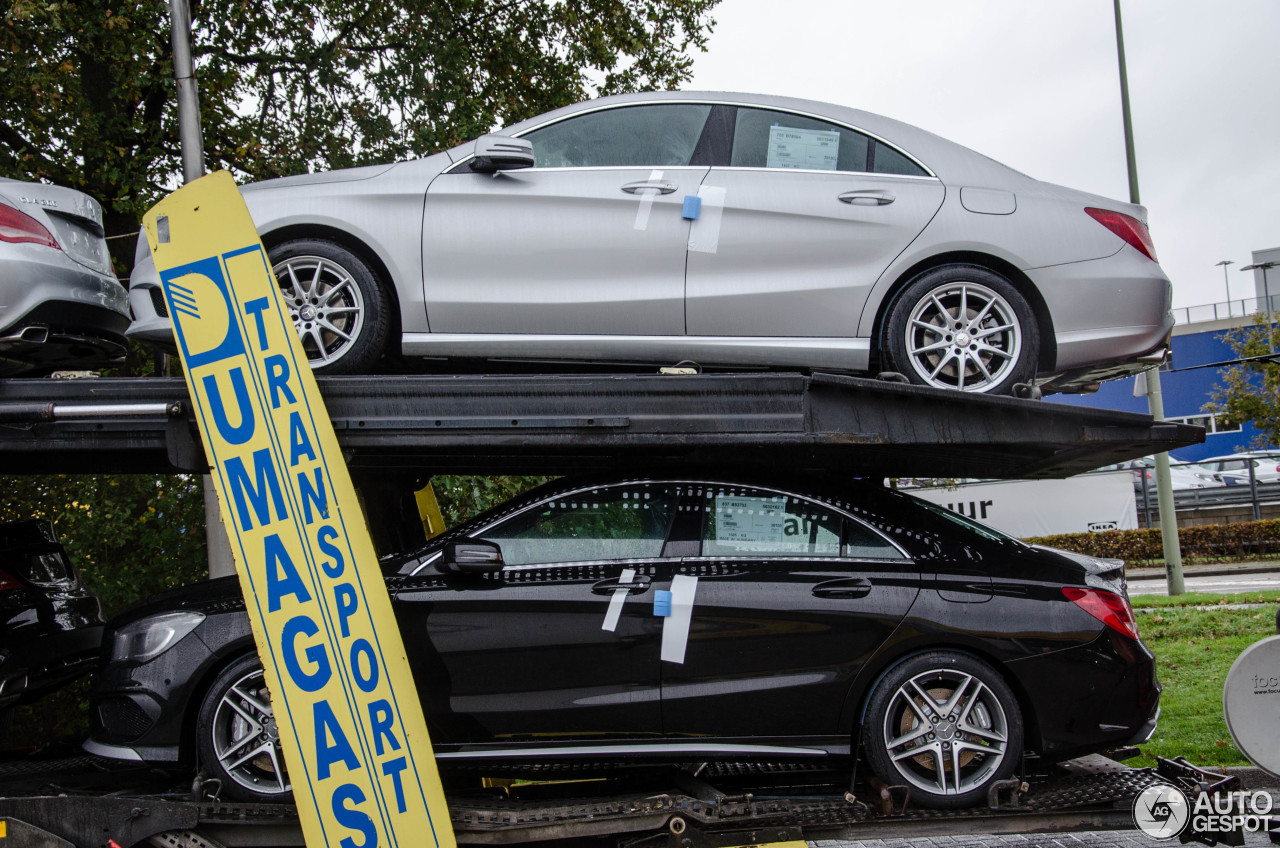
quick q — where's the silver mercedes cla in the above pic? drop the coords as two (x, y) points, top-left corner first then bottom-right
(127, 92), (1173, 395)
(0, 178), (130, 375)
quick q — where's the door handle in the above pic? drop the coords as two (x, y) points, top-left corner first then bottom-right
(812, 577), (872, 599)
(621, 181), (678, 195)
(592, 575), (652, 595)
(838, 190), (896, 206)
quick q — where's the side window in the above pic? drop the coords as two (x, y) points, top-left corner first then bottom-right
(522, 104), (713, 168)
(731, 108), (870, 172)
(701, 486), (844, 557)
(483, 484), (678, 566)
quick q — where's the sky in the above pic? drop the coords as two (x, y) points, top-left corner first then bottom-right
(686, 0), (1280, 311)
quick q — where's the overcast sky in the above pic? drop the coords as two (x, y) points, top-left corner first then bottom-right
(687, 0), (1279, 310)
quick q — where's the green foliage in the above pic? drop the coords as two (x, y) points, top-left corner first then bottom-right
(1, 0), (719, 270)
(431, 475), (553, 527)
(1130, 605), (1274, 768)
(1205, 314), (1280, 449)
(1025, 519), (1280, 565)
(0, 474), (207, 614)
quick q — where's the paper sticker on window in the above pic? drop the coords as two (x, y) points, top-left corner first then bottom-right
(767, 125), (839, 170)
(714, 495), (786, 543)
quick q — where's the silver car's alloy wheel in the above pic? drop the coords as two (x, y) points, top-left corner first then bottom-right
(903, 282), (1022, 393)
(209, 667), (290, 798)
(880, 668), (1009, 798)
(275, 255), (367, 367)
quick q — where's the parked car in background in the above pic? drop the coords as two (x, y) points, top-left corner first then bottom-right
(1099, 456), (1216, 491)
(127, 91), (1173, 395)
(0, 179), (130, 375)
(87, 472), (1158, 809)
(1195, 452), (1280, 487)
(0, 520), (104, 713)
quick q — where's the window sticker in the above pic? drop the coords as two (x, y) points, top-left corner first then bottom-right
(714, 494), (786, 543)
(767, 125), (839, 170)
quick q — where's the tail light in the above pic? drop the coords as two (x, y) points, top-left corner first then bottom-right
(1085, 207), (1157, 262)
(0, 201), (59, 249)
(1063, 586), (1140, 640)
(0, 569), (23, 591)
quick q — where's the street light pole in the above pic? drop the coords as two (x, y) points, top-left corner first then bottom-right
(1216, 259), (1235, 314)
(1114, 0), (1183, 595)
(1242, 262), (1278, 354)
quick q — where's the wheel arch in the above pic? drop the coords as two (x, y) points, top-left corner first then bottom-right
(179, 639), (259, 765)
(871, 252), (1057, 375)
(259, 224), (403, 357)
(848, 642), (1045, 758)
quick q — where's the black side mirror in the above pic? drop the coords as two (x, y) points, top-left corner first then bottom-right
(438, 539), (504, 574)
(469, 134), (535, 173)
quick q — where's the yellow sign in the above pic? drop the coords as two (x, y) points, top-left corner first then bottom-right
(144, 171), (454, 848)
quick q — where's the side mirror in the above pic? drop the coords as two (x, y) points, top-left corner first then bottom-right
(469, 135), (535, 173)
(438, 538), (505, 574)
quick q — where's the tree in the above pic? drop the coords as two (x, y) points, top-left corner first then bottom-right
(1205, 315), (1280, 448)
(1, 0), (719, 270)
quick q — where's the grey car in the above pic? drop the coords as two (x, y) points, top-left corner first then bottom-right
(0, 178), (130, 375)
(127, 92), (1173, 395)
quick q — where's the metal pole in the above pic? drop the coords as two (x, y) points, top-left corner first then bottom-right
(1216, 260), (1234, 317)
(1114, 0), (1183, 594)
(168, 1), (231, 579)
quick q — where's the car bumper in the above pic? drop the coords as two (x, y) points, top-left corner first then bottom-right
(1027, 249), (1174, 387)
(0, 243), (130, 373)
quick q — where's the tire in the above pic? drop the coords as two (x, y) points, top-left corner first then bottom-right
(269, 239), (390, 374)
(883, 265), (1038, 395)
(196, 654), (291, 802)
(861, 651), (1023, 809)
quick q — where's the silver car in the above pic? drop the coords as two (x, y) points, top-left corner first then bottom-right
(0, 178), (130, 375)
(127, 92), (1173, 394)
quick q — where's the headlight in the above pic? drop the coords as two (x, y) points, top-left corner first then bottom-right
(111, 610), (205, 663)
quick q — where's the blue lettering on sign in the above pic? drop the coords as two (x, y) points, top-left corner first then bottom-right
(264, 533), (312, 611)
(314, 700), (360, 780)
(202, 368), (256, 445)
(283, 614), (332, 691)
(225, 447), (288, 531)
(317, 525), (346, 577)
(331, 783), (377, 848)
(297, 468), (329, 524)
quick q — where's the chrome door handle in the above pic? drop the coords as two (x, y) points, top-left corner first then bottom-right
(592, 575), (652, 595)
(812, 577), (872, 599)
(838, 190), (896, 206)
(621, 181), (678, 195)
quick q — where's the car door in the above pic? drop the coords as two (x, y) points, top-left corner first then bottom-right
(685, 105), (945, 338)
(392, 482), (680, 747)
(658, 483), (920, 741)
(421, 103), (713, 335)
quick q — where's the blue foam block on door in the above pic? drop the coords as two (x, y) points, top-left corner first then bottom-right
(681, 195), (701, 220)
(653, 590), (672, 616)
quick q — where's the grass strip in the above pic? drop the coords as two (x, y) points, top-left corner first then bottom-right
(1132, 590), (1280, 609)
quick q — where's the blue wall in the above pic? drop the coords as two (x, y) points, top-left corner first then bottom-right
(1049, 323), (1273, 461)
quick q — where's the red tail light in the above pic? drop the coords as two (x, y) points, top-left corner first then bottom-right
(1085, 207), (1157, 262)
(1063, 586), (1139, 639)
(0, 202), (59, 249)
(0, 569), (22, 591)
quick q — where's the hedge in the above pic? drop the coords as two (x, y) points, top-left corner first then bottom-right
(1024, 519), (1280, 565)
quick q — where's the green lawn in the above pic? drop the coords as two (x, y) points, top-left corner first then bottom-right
(1128, 597), (1278, 768)
(1133, 589), (1280, 609)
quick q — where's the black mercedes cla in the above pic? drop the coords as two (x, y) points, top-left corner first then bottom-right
(85, 473), (1158, 809)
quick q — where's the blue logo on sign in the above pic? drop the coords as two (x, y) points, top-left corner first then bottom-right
(160, 254), (249, 369)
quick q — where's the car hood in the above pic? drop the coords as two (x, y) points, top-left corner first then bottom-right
(240, 161), (399, 193)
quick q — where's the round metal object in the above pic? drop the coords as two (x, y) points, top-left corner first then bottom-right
(1224, 634), (1280, 777)
(275, 254), (367, 367)
(882, 668), (1009, 797)
(902, 281), (1023, 392)
(209, 666), (290, 797)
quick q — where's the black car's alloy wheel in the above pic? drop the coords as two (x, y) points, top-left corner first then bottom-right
(196, 654), (291, 802)
(271, 239), (390, 374)
(885, 265), (1038, 395)
(862, 651), (1022, 809)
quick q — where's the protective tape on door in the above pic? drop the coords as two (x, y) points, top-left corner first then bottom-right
(660, 575), (699, 664)
(633, 170), (663, 231)
(687, 186), (726, 254)
(601, 567), (636, 632)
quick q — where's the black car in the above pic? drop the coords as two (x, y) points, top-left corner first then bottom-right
(0, 520), (104, 711)
(85, 474), (1158, 809)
